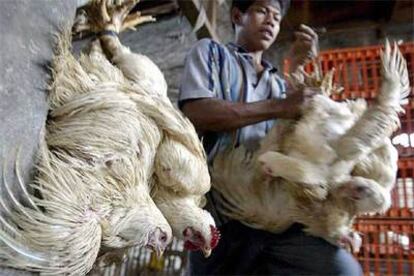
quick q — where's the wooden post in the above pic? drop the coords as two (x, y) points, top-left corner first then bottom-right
(206, 0), (217, 31)
(177, 0), (219, 41)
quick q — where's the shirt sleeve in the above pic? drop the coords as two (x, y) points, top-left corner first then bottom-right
(178, 38), (220, 108)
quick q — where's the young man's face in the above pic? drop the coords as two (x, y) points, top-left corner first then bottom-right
(233, 0), (282, 52)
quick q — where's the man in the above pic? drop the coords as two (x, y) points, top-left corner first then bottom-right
(179, 0), (363, 274)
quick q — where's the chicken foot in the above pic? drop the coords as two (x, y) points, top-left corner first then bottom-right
(73, 0), (154, 36)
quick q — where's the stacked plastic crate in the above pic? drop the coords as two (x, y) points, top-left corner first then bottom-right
(285, 42), (414, 275)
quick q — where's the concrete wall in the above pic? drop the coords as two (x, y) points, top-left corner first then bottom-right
(0, 0), (77, 274)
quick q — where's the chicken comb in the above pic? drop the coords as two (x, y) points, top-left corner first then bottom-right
(210, 225), (221, 248)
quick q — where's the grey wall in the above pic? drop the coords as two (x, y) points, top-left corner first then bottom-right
(0, 0), (77, 274)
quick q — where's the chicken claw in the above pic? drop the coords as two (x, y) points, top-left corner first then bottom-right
(73, 0), (154, 35)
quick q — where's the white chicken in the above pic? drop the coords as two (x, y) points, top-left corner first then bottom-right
(0, 144), (105, 275)
(115, 90), (220, 256)
(0, 3), (173, 275)
(78, 0), (219, 257)
(211, 41), (409, 250)
(132, 96), (219, 256)
(48, 27), (173, 253)
(63, 0), (216, 258)
(1, 140), (172, 275)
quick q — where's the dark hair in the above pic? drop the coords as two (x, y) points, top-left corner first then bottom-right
(231, 0), (290, 17)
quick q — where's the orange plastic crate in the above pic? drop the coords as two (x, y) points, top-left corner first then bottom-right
(390, 158), (414, 209)
(354, 214), (414, 276)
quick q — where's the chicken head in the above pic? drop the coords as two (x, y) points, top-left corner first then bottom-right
(183, 225), (220, 257)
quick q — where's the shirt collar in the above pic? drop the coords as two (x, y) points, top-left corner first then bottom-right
(227, 42), (278, 73)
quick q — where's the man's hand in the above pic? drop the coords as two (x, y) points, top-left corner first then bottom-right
(283, 87), (320, 119)
(289, 24), (319, 70)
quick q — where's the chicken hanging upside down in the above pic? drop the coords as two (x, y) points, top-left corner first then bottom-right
(81, 0), (220, 257)
(0, 0), (218, 274)
(212, 41), (410, 252)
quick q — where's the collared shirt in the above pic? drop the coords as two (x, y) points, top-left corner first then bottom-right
(179, 38), (286, 162)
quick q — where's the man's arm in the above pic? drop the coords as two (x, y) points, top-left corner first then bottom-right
(182, 88), (311, 133)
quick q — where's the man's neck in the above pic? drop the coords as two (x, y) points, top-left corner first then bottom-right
(235, 40), (265, 73)
(249, 51), (264, 74)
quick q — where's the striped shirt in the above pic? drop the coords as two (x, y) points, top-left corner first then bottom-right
(178, 38), (286, 225)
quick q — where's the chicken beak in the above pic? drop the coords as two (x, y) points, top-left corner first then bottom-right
(155, 247), (164, 259)
(202, 248), (212, 258)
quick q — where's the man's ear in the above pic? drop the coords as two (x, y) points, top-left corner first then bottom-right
(231, 7), (243, 27)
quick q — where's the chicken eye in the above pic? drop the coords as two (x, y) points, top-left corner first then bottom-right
(195, 233), (203, 240)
